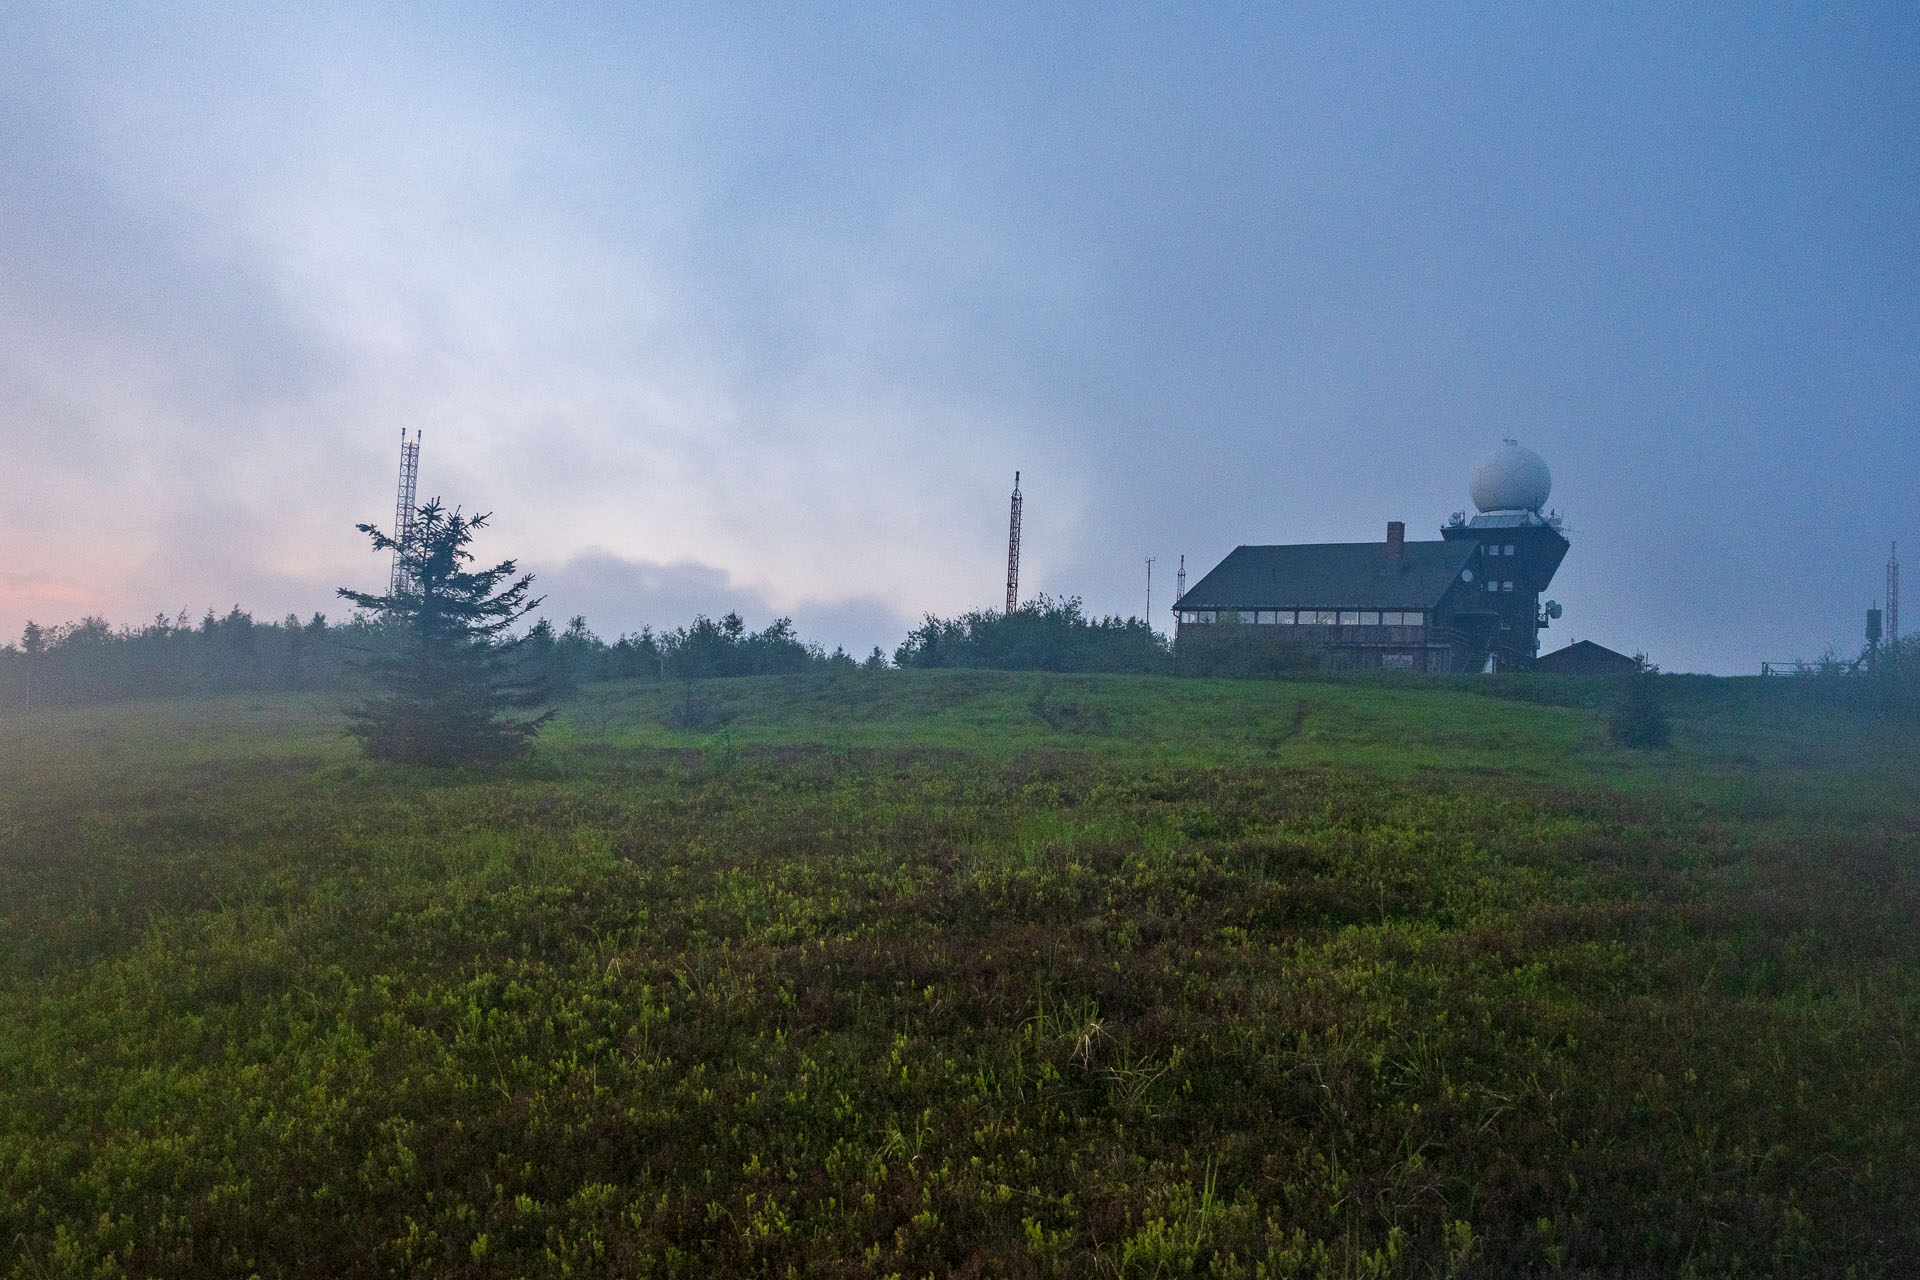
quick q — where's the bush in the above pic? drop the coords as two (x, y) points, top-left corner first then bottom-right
(894, 595), (1167, 673)
(1174, 610), (1323, 678)
(1606, 672), (1671, 748)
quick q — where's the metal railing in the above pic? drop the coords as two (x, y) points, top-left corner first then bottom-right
(1761, 659), (1862, 677)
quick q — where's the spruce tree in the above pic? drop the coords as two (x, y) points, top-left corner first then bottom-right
(337, 501), (550, 764)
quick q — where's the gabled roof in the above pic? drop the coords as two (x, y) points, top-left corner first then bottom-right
(1534, 640), (1638, 675)
(1174, 540), (1477, 612)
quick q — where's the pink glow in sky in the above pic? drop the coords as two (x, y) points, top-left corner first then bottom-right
(4, 4), (1916, 671)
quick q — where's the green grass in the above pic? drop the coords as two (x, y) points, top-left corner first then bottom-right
(2, 672), (1917, 1277)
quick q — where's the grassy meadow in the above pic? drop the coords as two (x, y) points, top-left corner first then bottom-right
(2, 671), (1917, 1277)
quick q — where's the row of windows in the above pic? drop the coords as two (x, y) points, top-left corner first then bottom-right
(1486, 580), (1515, 592)
(1489, 543), (1517, 556)
(1180, 610), (1426, 627)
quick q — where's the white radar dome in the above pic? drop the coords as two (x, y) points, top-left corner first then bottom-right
(1470, 439), (1552, 513)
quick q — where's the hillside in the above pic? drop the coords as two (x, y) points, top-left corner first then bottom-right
(2, 673), (1916, 1277)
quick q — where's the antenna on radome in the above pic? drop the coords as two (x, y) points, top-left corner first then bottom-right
(1005, 471), (1023, 614)
(390, 428), (422, 594)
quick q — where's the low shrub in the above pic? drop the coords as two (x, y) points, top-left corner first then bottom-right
(1605, 671), (1671, 747)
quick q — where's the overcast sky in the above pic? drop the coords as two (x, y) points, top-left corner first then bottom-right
(3, 4), (1915, 672)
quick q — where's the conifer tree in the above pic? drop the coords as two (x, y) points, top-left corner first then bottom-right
(337, 501), (550, 764)
(20, 622), (43, 710)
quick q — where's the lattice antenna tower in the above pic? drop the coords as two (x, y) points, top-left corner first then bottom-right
(1176, 555), (1186, 602)
(1005, 471), (1023, 614)
(389, 428), (422, 594)
(1890, 542), (1901, 646)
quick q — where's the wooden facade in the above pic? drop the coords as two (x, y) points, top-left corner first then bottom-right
(1174, 517), (1570, 673)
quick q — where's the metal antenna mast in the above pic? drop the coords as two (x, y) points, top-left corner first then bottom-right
(1145, 556), (1155, 624)
(389, 428), (422, 594)
(1175, 555), (1186, 603)
(1890, 542), (1901, 647)
(1005, 471), (1023, 613)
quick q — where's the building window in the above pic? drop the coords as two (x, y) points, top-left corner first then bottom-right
(1305, 610), (1330, 624)
(1184, 610), (1215, 624)
(1337, 611), (1359, 625)
(1358, 611), (1380, 626)
(1487, 580), (1498, 592)
(1502, 581), (1513, 592)
(1502, 543), (1515, 556)
(1256, 610), (1274, 624)
(1275, 610), (1296, 624)
(1239, 610), (1258, 624)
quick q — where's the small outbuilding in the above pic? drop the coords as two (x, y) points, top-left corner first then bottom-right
(1533, 640), (1639, 676)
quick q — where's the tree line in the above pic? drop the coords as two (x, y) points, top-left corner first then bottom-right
(0, 606), (887, 713)
(0, 591), (1188, 714)
(0, 610), (362, 709)
(15, 591), (1917, 717)
(891, 595), (1169, 673)
(21, 492), (1907, 733)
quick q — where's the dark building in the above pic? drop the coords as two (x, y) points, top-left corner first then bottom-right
(1533, 640), (1638, 675)
(1174, 441), (1570, 673)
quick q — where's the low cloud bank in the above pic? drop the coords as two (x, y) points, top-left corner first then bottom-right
(527, 549), (914, 659)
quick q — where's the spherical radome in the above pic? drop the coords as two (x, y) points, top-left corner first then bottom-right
(1470, 439), (1551, 513)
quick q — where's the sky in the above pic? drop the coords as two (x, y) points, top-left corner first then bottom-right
(2, 4), (1915, 673)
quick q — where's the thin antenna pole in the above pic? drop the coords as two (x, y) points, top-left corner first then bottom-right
(1145, 556), (1154, 626)
(389, 428), (422, 594)
(1005, 471), (1023, 614)
(1176, 555), (1186, 603)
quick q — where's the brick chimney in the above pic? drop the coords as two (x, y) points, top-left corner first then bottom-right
(1386, 520), (1405, 566)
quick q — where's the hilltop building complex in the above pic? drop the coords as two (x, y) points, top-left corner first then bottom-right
(1174, 441), (1569, 673)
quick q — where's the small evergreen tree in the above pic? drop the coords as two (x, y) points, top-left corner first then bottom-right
(337, 502), (550, 765)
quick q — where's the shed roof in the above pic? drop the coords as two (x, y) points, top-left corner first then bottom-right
(1175, 540), (1477, 612)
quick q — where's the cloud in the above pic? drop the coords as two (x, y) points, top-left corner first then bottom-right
(1, 5), (1915, 671)
(0, 5), (1046, 647)
(526, 549), (914, 657)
